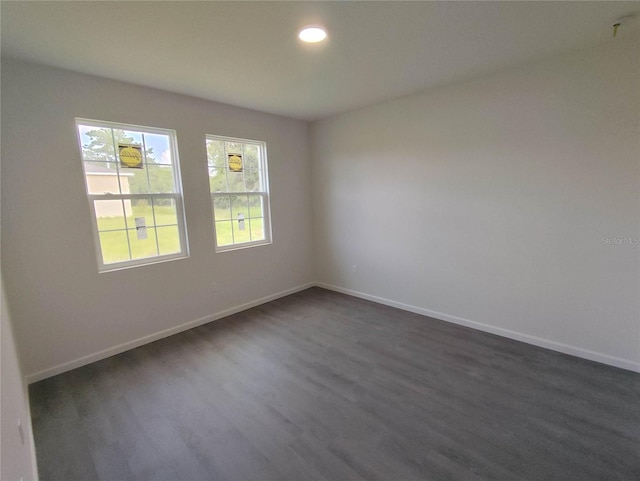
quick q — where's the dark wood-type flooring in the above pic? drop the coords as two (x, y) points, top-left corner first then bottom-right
(30, 287), (640, 480)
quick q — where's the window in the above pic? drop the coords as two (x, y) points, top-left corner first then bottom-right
(76, 119), (188, 271)
(206, 135), (272, 251)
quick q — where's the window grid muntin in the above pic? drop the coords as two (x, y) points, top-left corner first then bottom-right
(206, 134), (271, 251)
(88, 193), (185, 267)
(80, 131), (178, 196)
(206, 138), (265, 193)
(211, 192), (269, 249)
(77, 119), (188, 271)
(91, 196), (180, 232)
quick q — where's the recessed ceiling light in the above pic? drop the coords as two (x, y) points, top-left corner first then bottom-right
(298, 26), (327, 43)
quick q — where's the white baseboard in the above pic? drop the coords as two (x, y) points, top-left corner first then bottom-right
(316, 282), (640, 373)
(25, 282), (315, 383)
(26, 280), (639, 383)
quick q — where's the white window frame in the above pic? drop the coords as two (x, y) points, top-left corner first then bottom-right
(76, 118), (189, 272)
(206, 134), (272, 252)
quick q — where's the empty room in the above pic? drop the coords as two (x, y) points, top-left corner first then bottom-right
(1, 1), (639, 480)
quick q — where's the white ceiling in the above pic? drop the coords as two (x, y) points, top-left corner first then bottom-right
(2, 1), (638, 121)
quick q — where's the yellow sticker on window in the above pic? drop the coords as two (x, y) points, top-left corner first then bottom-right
(119, 144), (143, 169)
(228, 154), (243, 172)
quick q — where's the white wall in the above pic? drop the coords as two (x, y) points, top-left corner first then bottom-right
(1, 58), (314, 380)
(1, 276), (37, 479)
(311, 38), (640, 371)
(2, 37), (638, 385)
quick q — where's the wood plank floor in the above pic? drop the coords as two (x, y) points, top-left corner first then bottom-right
(30, 287), (640, 481)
